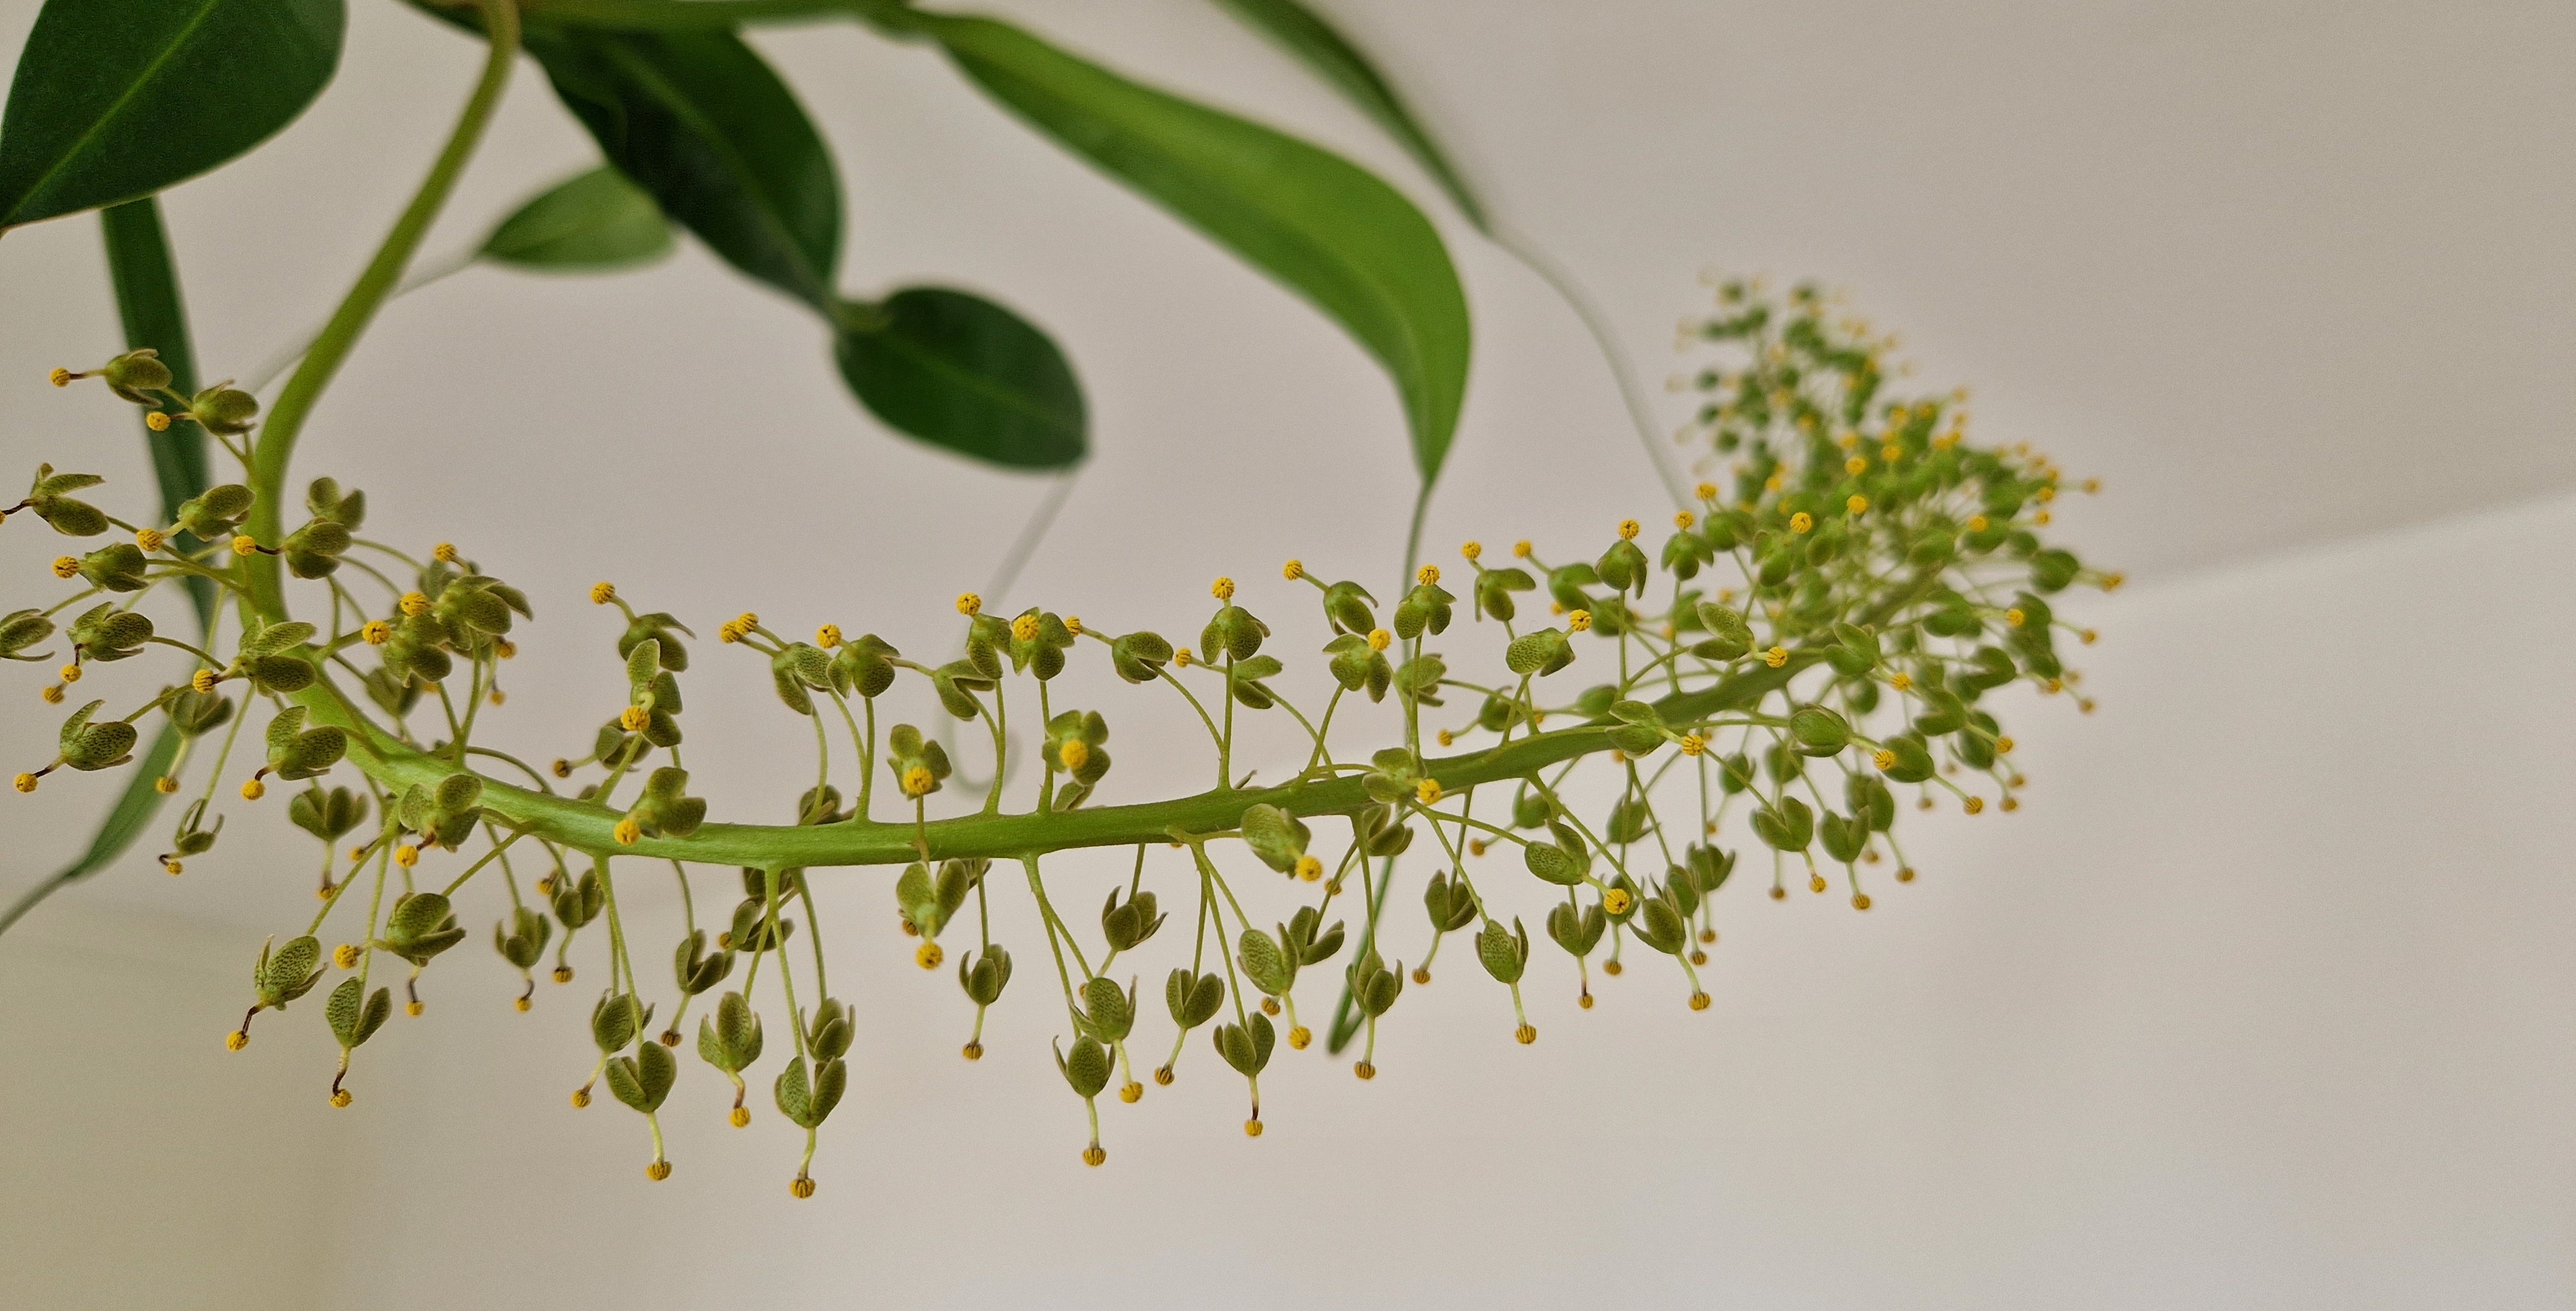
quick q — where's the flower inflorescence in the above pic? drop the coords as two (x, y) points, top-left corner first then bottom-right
(15, 281), (2112, 1191)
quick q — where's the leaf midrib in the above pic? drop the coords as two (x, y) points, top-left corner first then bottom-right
(1, 0), (233, 225)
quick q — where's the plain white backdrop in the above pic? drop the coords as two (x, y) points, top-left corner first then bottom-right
(1, 0), (2570, 1306)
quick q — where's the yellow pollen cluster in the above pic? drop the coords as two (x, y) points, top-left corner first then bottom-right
(1602, 887), (1633, 915)
(1282, 559), (1303, 580)
(1057, 738), (1088, 772)
(12, 772), (37, 794)
(58, 663), (80, 684)
(191, 669), (218, 693)
(620, 705), (650, 732)
(154, 775), (178, 794)
(590, 582), (617, 605)
(50, 556), (77, 579)
(334, 943), (361, 969)
(1512, 540), (1533, 558)
(1995, 736), (2015, 754)
(1963, 796), (1985, 815)
(432, 542), (460, 563)
(614, 818), (642, 846)
(916, 942), (943, 970)
(1064, 615), (1083, 636)
(1617, 519), (1640, 541)
(1366, 628), (1391, 653)
(1294, 855), (1322, 882)
(49, 367), (71, 387)
(1435, 729), (1454, 747)
(230, 535), (258, 557)
(225, 1030), (249, 1051)
(1889, 671), (1912, 691)
(1673, 512), (1695, 531)
(1567, 610), (1592, 633)
(1460, 541), (1481, 560)
(1680, 733), (1705, 756)
(146, 411), (172, 432)
(1211, 576), (1235, 601)
(1416, 779), (1443, 805)
(955, 593), (981, 617)
(1416, 564), (1440, 586)
(1873, 749), (1897, 770)
(1010, 613), (1040, 643)
(2005, 608), (2027, 627)
(240, 778), (266, 801)
(1967, 515), (1989, 533)
(815, 624), (843, 649)
(361, 620), (392, 646)
(1789, 512), (1814, 534)
(1846, 495), (1869, 515)
(1763, 646), (1788, 668)
(395, 843), (420, 866)
(1846, 455), (1869, 475)
(901, 765), (935, 799)
(161, 857), (184, 876)
(1173, 648), (1191, 667)
(135, 528), (166, 552)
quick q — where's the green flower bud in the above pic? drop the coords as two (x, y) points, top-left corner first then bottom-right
(1110, 630), (1173, 684)
(673, 928), (734, 995)
(1322, 633), (1394, 700)
(1213, 1011), (1274, 1078)
(327, 977), (392, 1049)
(1236, 928), (1294, 996)
(1751, 796), (1815, 852)
(1392, 580), (1453, 639)
(1055, 1035), (1112, 1099)
(1200, 604), (1270, 663)
(188, 383), (260, 436)
(605, 1042), (677, 1114)
(174, 484), (254, 540)
(288, 785), (370, 841)
(57, 699), (137, 770)
(0, 608), (54, 660)
(552, 868), (605, 930)
(1504, 627), (1574, 676)
(1547, 900), (1605, 956)
(1079, 975), (1136, 1043)
(75, 542), (147, 592)
(67, 604), (151, 662)
(1100, 887), (1163, 952)
(697, 991), (764, 1073)
(774, 1055), (846, 1129)
(805, 998), (853, 1060)
(1790, 704), (1853, 756)
(1596, 538), (1650, 596)
(99, 349), (172, 403)
(1238, 803), (1311, 874)
(1472, 566), (1534, 622)
(303, 477), (365, 530)
(961, 946), (1013, 1006)
(1320, 579), (1378, 633)
(376, 893), (465, 966)
(1284, 905), (1343, 964)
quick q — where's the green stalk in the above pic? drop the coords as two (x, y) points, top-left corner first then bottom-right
(242, 0), (522, 623)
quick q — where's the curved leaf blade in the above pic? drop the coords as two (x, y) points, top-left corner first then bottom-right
(835, 287), (1086, 470)
(525, 26), (839, 308)
(918, 13), (1470, 484)
(480, 165), (674, 270)
(0, 0), (345, 230)
(1208, 0), (1486, 231)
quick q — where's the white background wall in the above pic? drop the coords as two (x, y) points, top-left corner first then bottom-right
(1, 0), (2570, 1306)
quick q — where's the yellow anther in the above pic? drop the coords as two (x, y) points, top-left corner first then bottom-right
(1058, 738), (1089, 772)
(1765, 472), (1786, 493)
(1889, 671), (1912, 691)
(1967, 515), (1989, 533)
(620, 705), (649, 733)
(1083, 1146), (1107, 1167)
(2002, 796), (2022, 812)
(1113, 1081), (1141, 1104)
(901, 765), (935, 799)
(487, 689), (506, 707)
(1512, 540), (1533, 558)
(1416, 778), (1443, 806)
(645, 1161), (671, 1182)
(1789, 512), (1814, 534)
(1846, 495), (1869, 515)
(1873, 749), (1897, 770)
(717, 622), (741, 644)
(1673, 512), (1695, 531)
(1810, 874), (1828, 894)
(1173, 647), (1191, 667)
(12, 772), (37, 794)
(732, 611), (758, 635)
(2044, 678), (2064, 694)
(2102, 572), (2126, 591)
(790, 1176), (817, 1198)
(1366, 628), (1392, 653)
(1617, 519), (1640, 541)
(916, 941), (943, 970)
(1244, 1118), (1264, 1138)
(431, 542), (459, 564)
(495, 639), (515, 660)
(51, 555), (79, 579)
(361, 620), (392, 646)
(2035, 510), (2053, 526)
(58, 663), (80, 684)
(514, 995), (531, 1012)
(1567, 610), (1592, 633)
(1602, 887), (1633, 915)
(1995, 736), (2015, 754)
(1289, 1025), (1313, 1049)
(1063, 615), (1083, 636)
(1416, 564), (1440, 586)
(41, 684), (62, 703)
(2005, 608), (2027, 627)
(1209, 576), (1238, 603)
(1882, 444), (1903, 463)
(2079, 628), (2098, 646)
(1282, 559), (1304, 580)
(225, 1029), (249, 1051)
(1694, 482), (1717, 500)
(49, 367), (71, 387)
(571, 1087), (591, 1109)
(1460, 541), (1482, 561)
(1294, 854), (1322, 882)
(1963, 796), (1985, 815)
(1010, 614), (1039, 643)
(1680, 733), (1706, 756)
(134, 527), (166, 552)
(145, 411), (172, 432)
(613, 818), (641, 846)
(187, 669), (217, 694)
(590, 582), (617, 606)
(1845, 455), (1868, 475)
(1468, 839), (1486, 857)
(394, 843), (419, 866)
(553, 965), (574, 984)
(154, 774), (178, 794)
(240, 777), (265, 801)
(332, 943), (361, 970)
(1763, 646), (1789, 668)
(398, 591), (430, 617)
(728, 1105), (751, 1128)
(955, 593), (981, 616)
(1897, 866), (1917, 883)
(1689, 992), (1712, 1011)
(1435, 729), (1454, 747)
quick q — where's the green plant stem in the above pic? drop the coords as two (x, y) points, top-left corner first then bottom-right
(242, 0), (520, 622)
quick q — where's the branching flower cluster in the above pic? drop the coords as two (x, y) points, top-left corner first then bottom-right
(12, 283), (2114, 1193)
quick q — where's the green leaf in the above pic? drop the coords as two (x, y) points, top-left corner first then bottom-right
(0, 0), (345, 229)
(99, 197), (214, 627)
(914, 12), (1469, 485)
(480, 165), (674, 270)
(525, 26), (839, 309)
(835, 287), (1086, 470)
(0, 724), (180, 938)
(1207, 0), (1486, 230)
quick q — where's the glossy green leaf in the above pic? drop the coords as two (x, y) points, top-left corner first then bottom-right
(834, 287), (1086, 470)
(915, 12), (1470, 484)
(525, 26), (840, 308)
(0, 0), (345, 229)
(99, 197), (215, 627)
(1208, 0), (1486, 231)
(0, 725), (181, 938)
(480, 165), (674, 270)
